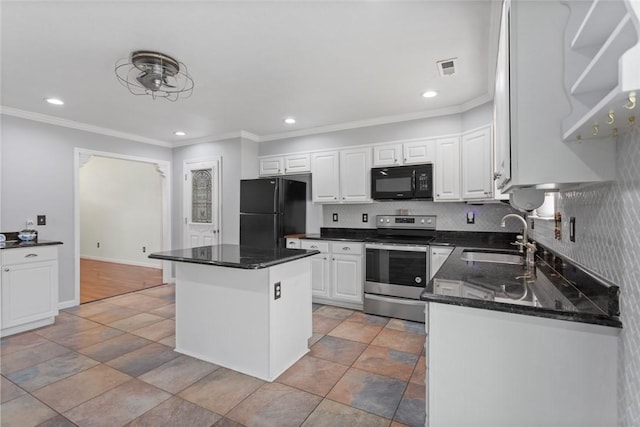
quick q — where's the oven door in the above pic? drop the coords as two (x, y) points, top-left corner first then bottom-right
(365, 244), (429, 298)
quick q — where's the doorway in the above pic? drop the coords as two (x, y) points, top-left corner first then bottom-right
(183, 158), (221, 248)
(74, 149), (172, 305)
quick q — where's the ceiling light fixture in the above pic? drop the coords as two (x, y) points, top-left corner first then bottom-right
(174, 131), (186, 136)
(422, 90), (438, 98)
(284, 117), (296, 125)
(45, 97), (64, 105)
(115, 50), (194, 101)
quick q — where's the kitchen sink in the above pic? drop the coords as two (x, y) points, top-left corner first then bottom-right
(460, 249), (524, 265)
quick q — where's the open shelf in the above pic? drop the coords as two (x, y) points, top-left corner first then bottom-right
(570, 14), (636, 96)
(571, 0), (629, 50)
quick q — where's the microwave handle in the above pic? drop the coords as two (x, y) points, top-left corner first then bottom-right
(411, 170), (416, 193)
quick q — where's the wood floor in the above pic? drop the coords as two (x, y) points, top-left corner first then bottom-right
(80, 258), (164, 303)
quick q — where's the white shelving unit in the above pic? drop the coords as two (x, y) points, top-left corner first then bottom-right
(563, 0), (640, 142)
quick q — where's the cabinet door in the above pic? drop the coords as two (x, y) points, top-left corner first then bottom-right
(493, 0), (511, 190)
(2, 261), (58, 328)
(403, 139), (436, 164)
(310, 253), (331, 299)
(430, 246), (454, 280)
(259, 156), (284, 176)
(434, 137), (461, 201)
(331, 254), (363, 304)
(284, 153), (311, 174)
(373, 144), (402, 167)
(311, 151), (340, 203)
(461, 127), (493, 200)
(339, 147), (371, 203)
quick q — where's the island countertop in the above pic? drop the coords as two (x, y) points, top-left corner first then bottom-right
(149, 244), (319, 269)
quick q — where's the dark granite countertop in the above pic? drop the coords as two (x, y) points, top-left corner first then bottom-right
(149, 244), (319, 270)
(420, 244), (621, 328)
(0, 239), (63, 250)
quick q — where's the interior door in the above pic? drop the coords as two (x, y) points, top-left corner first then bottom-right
(183, 158), (221, 248)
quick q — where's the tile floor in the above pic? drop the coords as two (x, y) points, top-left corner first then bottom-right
(0, 284), (426, 427)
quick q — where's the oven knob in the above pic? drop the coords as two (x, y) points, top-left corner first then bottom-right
(421, 219), (425, 224)
(380, 218), (384, 223)
(415, 277), (422, 284)
(386, 219), (390, 223)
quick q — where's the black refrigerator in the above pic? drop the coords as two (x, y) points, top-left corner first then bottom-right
(240, 178), (306, 249)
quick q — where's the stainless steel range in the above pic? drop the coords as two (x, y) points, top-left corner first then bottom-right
(364, 215), (436, 323)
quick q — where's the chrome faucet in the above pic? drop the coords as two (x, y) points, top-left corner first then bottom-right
(500, 213), (536, 267)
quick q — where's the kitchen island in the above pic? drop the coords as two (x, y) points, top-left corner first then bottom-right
(149, 244), (318, 381)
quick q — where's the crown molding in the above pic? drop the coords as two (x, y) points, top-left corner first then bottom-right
(171, 130), (260, 148)
(0, 106), (172, 148)
(259, 94), (492, 142)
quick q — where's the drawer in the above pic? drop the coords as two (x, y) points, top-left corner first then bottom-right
(286, 238), (301, 249)
(300, 240), (329, 253)
(1, 246), (58, 265)
(330, 241), (363, 255)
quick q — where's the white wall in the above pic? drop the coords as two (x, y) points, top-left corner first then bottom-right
(172, 136), (244, 246)
(258, 112), (463, 156)
(529, 126), (640, 426)
(79, 156), (162, 268)
(0, 114), (172, 304)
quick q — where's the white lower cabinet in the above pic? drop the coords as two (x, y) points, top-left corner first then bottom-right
(301, 239), (363, 309)
(1, 245), (60, 337)
(427, 303), (619, 427)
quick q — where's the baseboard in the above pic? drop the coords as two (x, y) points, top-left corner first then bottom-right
(58, 299), (78, 310)
(80, 255), (161, 269)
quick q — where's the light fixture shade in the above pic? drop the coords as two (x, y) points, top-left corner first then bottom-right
(115, 51), (194, 101)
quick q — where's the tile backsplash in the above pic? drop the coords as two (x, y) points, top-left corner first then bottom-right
(530, 126), (640, 427)
(322, 200), (521, 232)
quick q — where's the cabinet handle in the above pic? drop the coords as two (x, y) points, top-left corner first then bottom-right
(310, 245), (318, 249)
(334, 197), (337, 200)
(342, 247), (351, 251)
(25, 253), (38, 258)
(323, 257), (327, 260)
(342, 197), (345, 200)
(404, 158), (407, 162)
(394, 159), (398, 163)
(4, 268), (9, 272)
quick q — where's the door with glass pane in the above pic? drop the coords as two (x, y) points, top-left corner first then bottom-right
(183, 159), (220, 248)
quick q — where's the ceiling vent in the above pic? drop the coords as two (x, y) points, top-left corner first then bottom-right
(437, 58), (457, 77)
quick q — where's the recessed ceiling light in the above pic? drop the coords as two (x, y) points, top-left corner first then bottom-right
(284, 117), (296, 125)
(174, 131), (186, 136)
(45, 97), (64, 105)
(422, 90), (438, 98)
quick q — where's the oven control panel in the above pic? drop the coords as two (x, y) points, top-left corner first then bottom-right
(376, 215), (436, 230)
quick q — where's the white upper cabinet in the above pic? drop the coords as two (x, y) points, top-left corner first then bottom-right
(495, 0), (617, 191)
(403, 139), (436, 165)
(311, 148), (371, 203)
(461, 126), (493, 200)
(283, 153), (311, 174)
(434, 137), (461, 201)
(259, 156), (284, 176)
(372, 139), (435, 167)
(259, 154), (310, 176)
(372, 144), (402, 167)
(339, 147), (372, 203)
(311, 151), (340, 202)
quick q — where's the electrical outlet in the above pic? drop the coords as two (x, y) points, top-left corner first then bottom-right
(466, 211), (475, 224)
(569, 217), (576, 242)
(332, 213), (338, 222)
(97, 242), (100, 248)
(142, 246), (146, 253)
(37, 215), (46, 226)
(362, 213), (368, 223)
(274, 282), (281, 300)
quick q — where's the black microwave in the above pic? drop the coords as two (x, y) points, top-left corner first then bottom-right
(371, 164), (433, 200)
